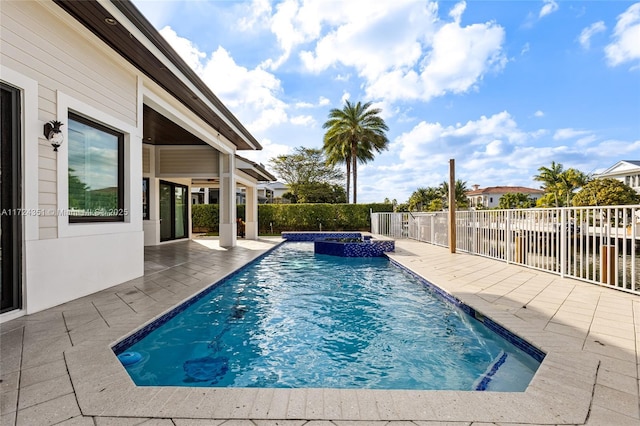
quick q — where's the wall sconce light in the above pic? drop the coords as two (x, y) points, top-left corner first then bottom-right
(44, 120), (64, 151)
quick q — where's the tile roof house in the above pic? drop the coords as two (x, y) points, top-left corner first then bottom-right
(0, 0), (273, 318)
(466, 185), (545, 209)
(594, 160), (640, 194)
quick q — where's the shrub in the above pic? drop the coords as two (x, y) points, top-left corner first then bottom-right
(257, 203), (393, 233)
(192, 203), (393, 233)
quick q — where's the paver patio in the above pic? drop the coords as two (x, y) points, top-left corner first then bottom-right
(1, 237), (639, 425)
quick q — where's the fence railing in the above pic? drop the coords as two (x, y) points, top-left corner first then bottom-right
(372, 206), (640, 295)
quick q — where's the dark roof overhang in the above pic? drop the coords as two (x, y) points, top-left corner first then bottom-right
(235, 154), (276, 182)
(53, 0), (261, 151)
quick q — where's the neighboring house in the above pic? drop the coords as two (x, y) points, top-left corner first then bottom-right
(257, 182), (290, 203)
(593, 160), (640, 194)
(0, 0), (272, 319)
(466, 185), (545, 209)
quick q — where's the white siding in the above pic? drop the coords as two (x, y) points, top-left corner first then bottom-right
(1, 0), (138, 238)
(143, 146), (151, 174)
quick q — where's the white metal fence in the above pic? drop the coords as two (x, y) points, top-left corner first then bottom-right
(372, 206), (640, 295)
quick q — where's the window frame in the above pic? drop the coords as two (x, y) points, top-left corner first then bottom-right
(68, 112), (125, 223)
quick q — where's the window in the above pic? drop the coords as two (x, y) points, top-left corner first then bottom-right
(68, 113), (124, 222)
(142, 178), (149, 220)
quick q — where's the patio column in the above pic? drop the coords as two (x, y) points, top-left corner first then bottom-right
(219, 153), (237, 247)
(245, 185), (258, 240)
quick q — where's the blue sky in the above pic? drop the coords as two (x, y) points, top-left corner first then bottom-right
(133, 0), (640, 203)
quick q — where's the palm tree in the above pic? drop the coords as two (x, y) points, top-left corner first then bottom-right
(440, 180), (470, 209)
(534, 161), (564, 207)
(323, 100), (389, 203)
(534, 162), (591, 207)
(558, 168), (591, 206)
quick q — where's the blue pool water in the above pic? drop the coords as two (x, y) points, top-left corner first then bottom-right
(116, 242), (542, 390)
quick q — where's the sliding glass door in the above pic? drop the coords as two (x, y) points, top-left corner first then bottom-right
(1, 83), (22, 313)
(159, 181), (188, 242)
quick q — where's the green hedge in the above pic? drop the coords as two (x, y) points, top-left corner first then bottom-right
(191, 203), (393, 233)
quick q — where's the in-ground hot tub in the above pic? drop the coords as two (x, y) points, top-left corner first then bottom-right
(314, 236), (394, 257)
(281, 232), (394, 256)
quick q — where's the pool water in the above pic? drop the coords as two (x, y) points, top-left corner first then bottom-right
(117, 242), (541, 390)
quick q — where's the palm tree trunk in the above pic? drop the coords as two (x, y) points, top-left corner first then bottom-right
(352, 151), (357, 204)
(345, 158), (351, 204)
(351, 140), (358, 204)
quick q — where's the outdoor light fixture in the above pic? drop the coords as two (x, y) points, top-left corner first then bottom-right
(44, 120), (64, 152)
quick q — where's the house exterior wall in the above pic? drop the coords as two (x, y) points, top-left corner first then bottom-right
(1, 1), (143, 314)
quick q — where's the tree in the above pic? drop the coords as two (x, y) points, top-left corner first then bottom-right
(322, 100), (389, 204)
(558, 168), (591, 206)
(408, 187), (440, 211)
(297, 183), (347, 203)
(498, 193), (536, 209)
(534, 162), (590, 207)
(440, 180), (470, 209)
(534, 161), (564, 207)
(269, 147), (344, 202)
(572, 178), (640, 206)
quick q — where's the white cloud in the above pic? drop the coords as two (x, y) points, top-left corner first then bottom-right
(579, 21), (606, 49)
(605, 3), (640, 67)
(269, 0), (504, 104)
(553, 128), (591, 140)
(539, 0), (559, 19)
(485, 139), (503, 156)
(366, 18), (506, 102)
(159, 26), (288, 133)
(159, 26), (206, 73)
(239, 138), (292, 166)
(294, 101), (314, 108)
(233, 0), (506, 105)
(521, 43), (530, 55)
(290, 115), (316, 126)
(585, 139), (640, 155)
(534, 110), (544, 117)
(237, 0), (272, 31)
(294, 96), (330, 109)
(449, 1), (466, 23)
(393, 111), (528, 170)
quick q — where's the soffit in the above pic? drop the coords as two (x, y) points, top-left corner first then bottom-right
(143, 105), (206, 146)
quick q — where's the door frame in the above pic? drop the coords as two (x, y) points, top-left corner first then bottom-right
(159, 180), (189, 242)
(1, 82), (22, 314)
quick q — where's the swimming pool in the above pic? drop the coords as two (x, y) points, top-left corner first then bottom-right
(114, 242), (543, 390)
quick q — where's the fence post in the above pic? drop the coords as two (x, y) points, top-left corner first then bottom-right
(515, 232), (526, 264)
(448, 159), (456, 253)
(506, 212), (512, 263)
(560, 208), (567, 277)
(600, 244), (616, 285)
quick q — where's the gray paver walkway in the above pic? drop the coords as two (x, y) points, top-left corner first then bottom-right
(1, 237), (639, 425)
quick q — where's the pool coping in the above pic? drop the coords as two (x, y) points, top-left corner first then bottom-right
(63, 243), (600, 423)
